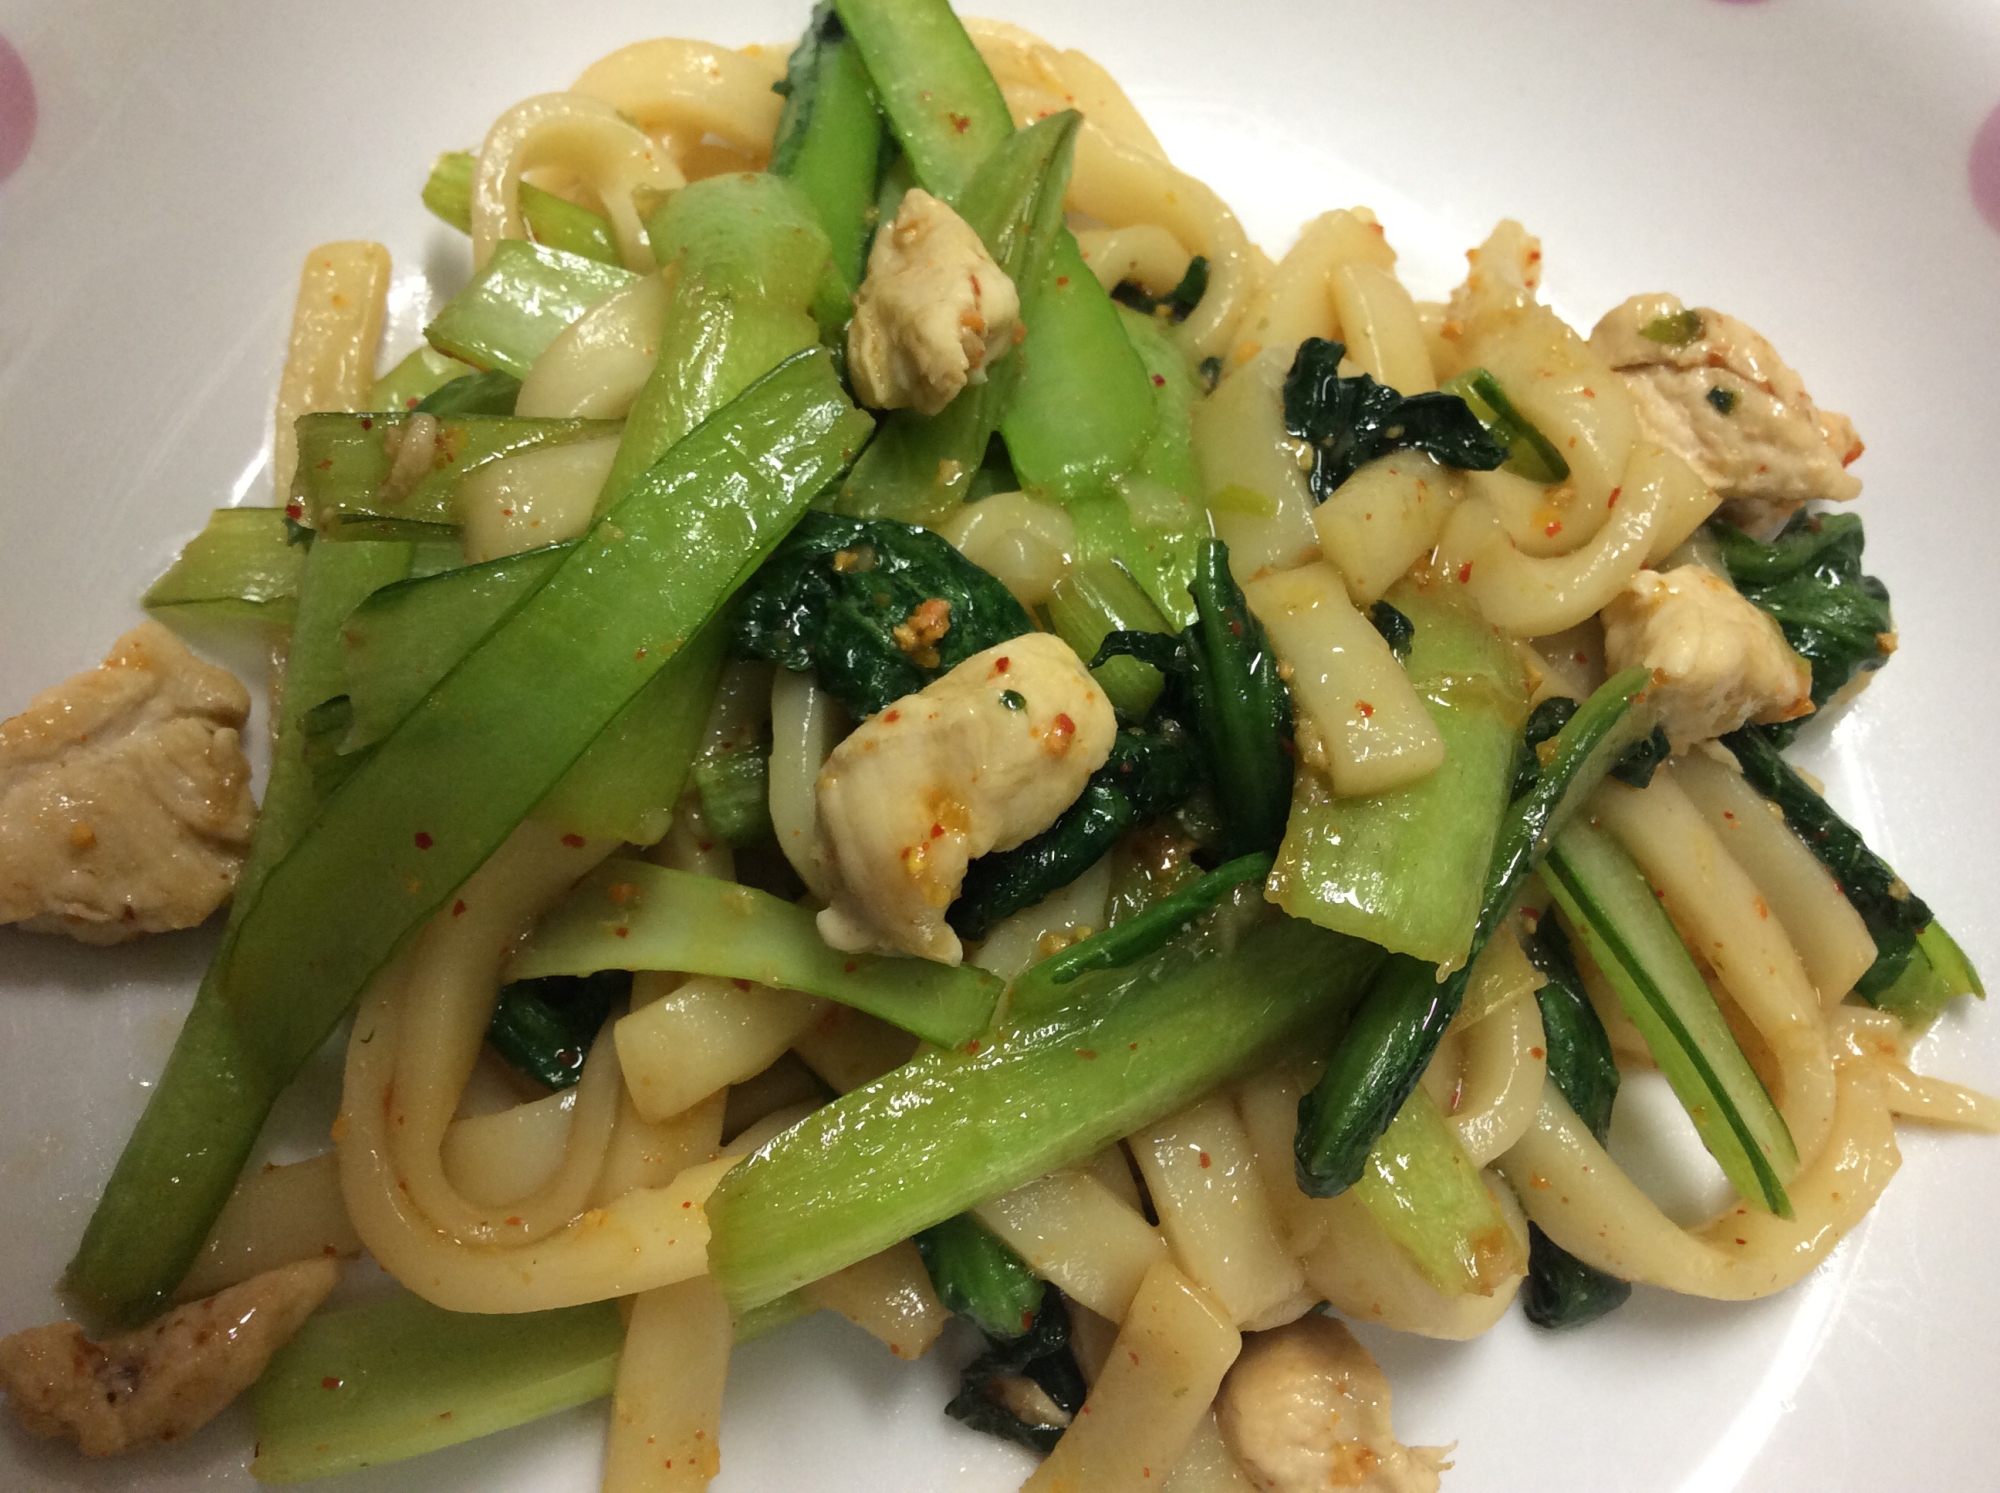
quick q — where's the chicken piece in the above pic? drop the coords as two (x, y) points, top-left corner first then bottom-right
(1601, 566), (1814, 752)
(1590, 293), (1863, 534)
(1217, 1315), (1450, 1493)
(846, 188), (1021, 416)
(0, 621), (256, 943)
(0, 1256), (337, 1456)
(815, 631), (1114, 965)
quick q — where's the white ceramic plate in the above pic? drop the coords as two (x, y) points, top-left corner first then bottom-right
(5, 1), (2000, 1488)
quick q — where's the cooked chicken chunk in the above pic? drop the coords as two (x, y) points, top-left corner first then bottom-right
(1601, 566), (1814, 752)
(0, 1256), (336, 1456)
(847, 188), (1021, 416)
(1217, 1315), (1450, 1493)
(815, 631), (1114, 965)
(0, 621), (256, 943)
(1591, 293), (1863, 534)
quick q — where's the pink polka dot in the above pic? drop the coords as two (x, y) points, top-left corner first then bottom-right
(1973, 103), (2000, 234)
(0, 36), (33, 185)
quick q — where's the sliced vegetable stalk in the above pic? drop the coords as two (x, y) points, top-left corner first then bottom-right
(421, 149), (620, 265)
(831, 0), (1013, 204)
(291, 411), (620, 537)
(1009, 852), (1273, 1015)
(510, 860), (1002, 1048)
(424, 239), (636, 378)
(692, 739), (774, 847)
(68, 538), (417, 1324)
(1352, 1087), (1525, 1297)
(71, 353), (870, 1326)
(707, 909), (1384, 1311)
(599, 173), (833, 508)
(770, 3), (886, 291)
(1269, 578), (1525, 964)
(1098, 304), (1206, 625)
(371, 345), (475, 413)
(1722, 723), (1968, 1013)
(253, 1288), (802, 1484)
(142, 508), (308, 622)
(1293, 666), (1653, 1197)
(1542, 820), (1796, 1215)
(1519, 916), (1632, 1328)
(836, 110), (1081, 524)
(1045, 557), (1172, 719)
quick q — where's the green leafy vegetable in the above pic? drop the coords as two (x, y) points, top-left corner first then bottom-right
(945, 1287), (1089, 1454)
(1294, 668), (1655, 1197)
(1706, 386), (1739, 415)
(1710, 511), (1894, 742)
(486, 971), (630, 1090)
(1439, 367), (1571, 484)
(414, 368), (521, 417)
(734, 512), (1032, 717)
(1519, 915), (1634, 1328)
(1368, 599), (1414, 659)
(1010, 852), (1273, 1012)
(915, 1214), (1045, 1340)
(1094, 538), (1294, 857)
(1110, 255), (1208, 319)
(1284, 338), (1506, 499)
(947, 718), (1204, 942)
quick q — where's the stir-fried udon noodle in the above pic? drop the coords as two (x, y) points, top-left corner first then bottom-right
(3, 5), (1994, 1490)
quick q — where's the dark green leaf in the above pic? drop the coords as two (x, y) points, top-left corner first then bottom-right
(415, 369), (522, 417)
(487, 971), (631, 1090)
(1285, 338), (1506, 499)
(1523, 1222), (1631, 1329)
(733, 512), (1033, 717)
(1368, 600), (1414, 660)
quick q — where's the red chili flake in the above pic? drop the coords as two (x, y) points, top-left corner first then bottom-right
(561, 833), (585, 848)
(285, 500), (304, 519)
(1606, 487), (1622, 509)
(505, 1216), (523, 1226)
(1456, 561), (1474, 584)
(1128, 1042), (1138, 1051)
(321, 1377), (343, 1390)
(1198, 1151), (1212, 1169)
(1735, 1238), (1748, 1246)
(697, 840), (714, 853)
(1228, 619), (1244, 637)
(883, 708), (901, 723)
(405, 397), (420, 409)
(995, 656), (1010, 673)
(1544, 520), (1562, 537)
(413, 831), (433, 849)
(1151, 373), (1166, 387)
(1582, 387), (1596, 398)
(360, 416), (373, 430)
(634, 646), (647, 659)
(451, 899), (466, 917)
(966, 1039), (983, 1054)
(1530, 1046), (1546, 1059)
(732, 978), (752, 992)
(949, 111), (970, 133)
(1055, 275), (1070, 287)
(930, 822), (945, 839)
(614, 926), (630, 938)
(1076, 1048), (1098, 1060)
(843, 960), (859, 974)
(1355, 700), (1375, 719)
(1021, 1309), (1036, 1331)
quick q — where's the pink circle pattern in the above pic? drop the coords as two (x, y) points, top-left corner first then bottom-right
(1972, 103), (2000, 235)
(0, 36), (33, 185)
